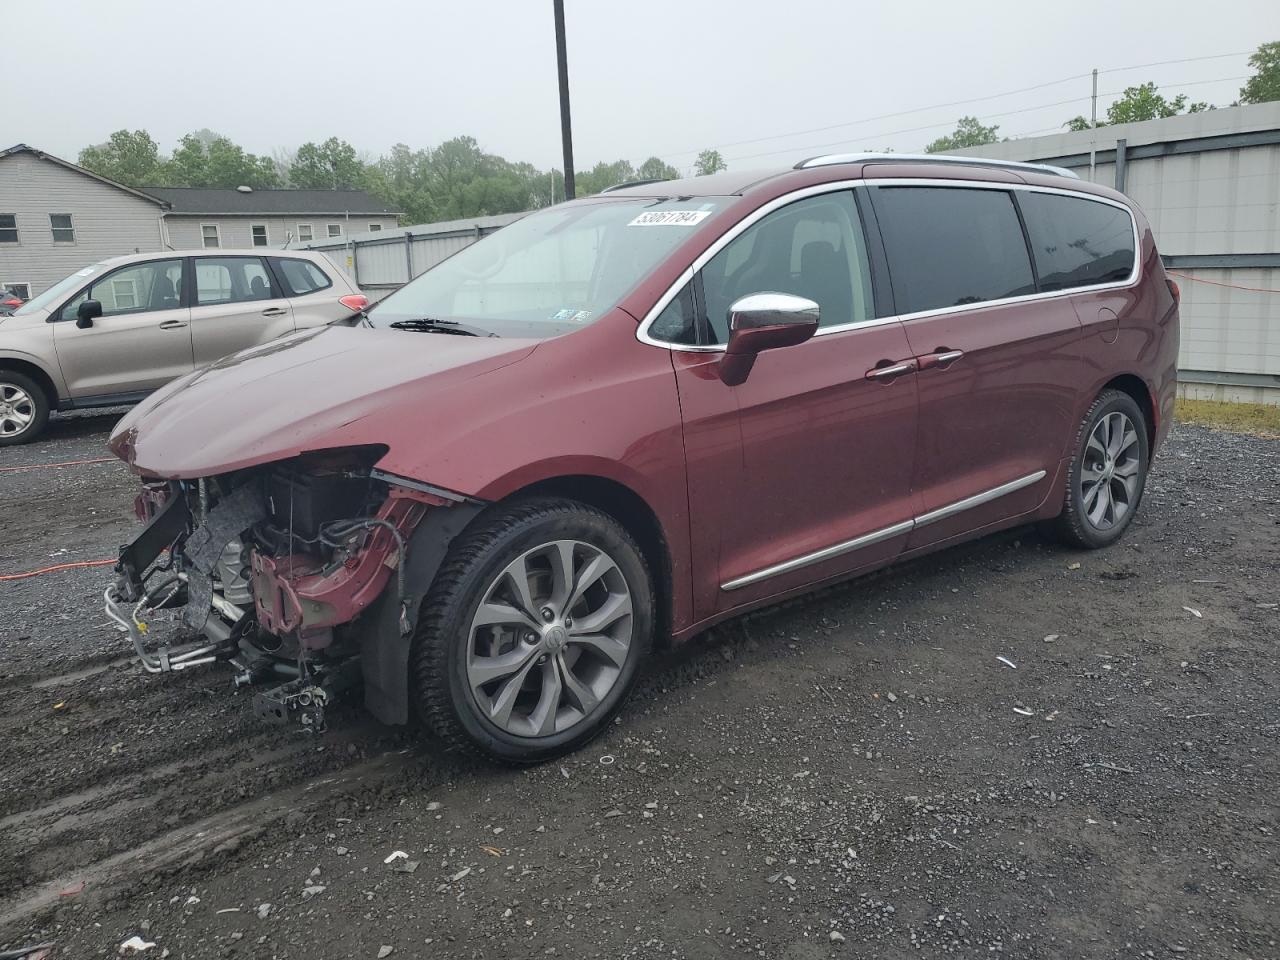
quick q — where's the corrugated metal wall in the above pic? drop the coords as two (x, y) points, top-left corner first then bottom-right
(298, 212), (526, 301)
(958, 102), (1280, 404)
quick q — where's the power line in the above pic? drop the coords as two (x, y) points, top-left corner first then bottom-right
(722, 74), (1250, 164)
(655, 50), (1252, 164)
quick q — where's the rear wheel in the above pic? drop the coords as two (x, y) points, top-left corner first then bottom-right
(0, 371), (50, 446)
(412, 498), (652, 763)
(1052, 389), (1149, 549)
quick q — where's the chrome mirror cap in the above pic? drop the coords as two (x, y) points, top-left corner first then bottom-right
(728, 292), (821, 332)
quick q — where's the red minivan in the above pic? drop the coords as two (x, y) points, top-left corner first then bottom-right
(106, 155), (1179, 761)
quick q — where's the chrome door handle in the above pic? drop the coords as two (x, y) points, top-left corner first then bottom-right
(261, 307), (287, 317)
(158, 319), (188, 330)
(865, 359), (917, 382)
(917, 349), (964, 370)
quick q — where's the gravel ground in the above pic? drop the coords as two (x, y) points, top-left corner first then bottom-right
(0, 411), (1277, 959)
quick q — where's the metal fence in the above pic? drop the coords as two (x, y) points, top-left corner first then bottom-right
(300, 212), (525, 300)
(958, 101), (1280, 405)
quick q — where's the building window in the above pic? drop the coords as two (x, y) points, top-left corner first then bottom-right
(2, 282), (30, 300)
(251, 224), (269, 247)
(50, 214), (75, 243)
(297, 223), (313, 243)
(201, 224), (220, 249)
(327, 223), (342, 238)
(110, 277), (140, 310)
(368, 223), (383, 233)
(0, 215), (17, 244)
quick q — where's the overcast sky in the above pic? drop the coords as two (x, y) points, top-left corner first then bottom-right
(5, 0), (1272, 174)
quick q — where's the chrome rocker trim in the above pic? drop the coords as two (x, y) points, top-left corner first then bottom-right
(721, 470), (1047, 591)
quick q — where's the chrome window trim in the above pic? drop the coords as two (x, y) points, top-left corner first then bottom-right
(636, 178), (1141, 353)
(720, 470), (1047, 592)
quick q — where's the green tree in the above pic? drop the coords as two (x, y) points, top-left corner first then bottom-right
(694, 149), (727, 176)
(290, 137), (366, 190)
(636, 156), (679, 181)
(1240, 41), (1280, 104)
(574, 160), (637, 196)
(924, 116), (1000, 153)
(78, 130), (165, 186)
(1065, 81), (1212, 131)
(162, 132), (279, 188)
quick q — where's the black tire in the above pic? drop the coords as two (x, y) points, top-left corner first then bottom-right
(0, 370), (50, 446)
(411, 497), (653, 763)
(1051, 388), (1149, 549)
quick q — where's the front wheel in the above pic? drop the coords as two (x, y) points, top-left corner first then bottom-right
(0, 371), (50, 446)
(411, 498), (653, 763)
(1051, 388), (1149, 549)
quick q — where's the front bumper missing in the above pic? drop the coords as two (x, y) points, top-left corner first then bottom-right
(104, 577), (230, 673)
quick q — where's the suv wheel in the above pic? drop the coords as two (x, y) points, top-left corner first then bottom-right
(0, 372), (50, 446)
(1052, 388), (1149, 549)
(412, 498), (653, 763)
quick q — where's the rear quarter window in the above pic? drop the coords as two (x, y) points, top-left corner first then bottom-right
(272, 257), (333, 296)
(871, 186), (1036, 315)
(1018, 192), (1136, 291)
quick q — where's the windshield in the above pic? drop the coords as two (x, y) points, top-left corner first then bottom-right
(15, 263), (107, 315)
(368, 197), (729, 336)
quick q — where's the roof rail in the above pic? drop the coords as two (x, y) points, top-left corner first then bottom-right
(794, 152), (1080, 180)
(600, 178), (670, 193)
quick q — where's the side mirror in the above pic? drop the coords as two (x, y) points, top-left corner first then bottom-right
(718, 292), (819, 386)
(76, 299), (103, 329)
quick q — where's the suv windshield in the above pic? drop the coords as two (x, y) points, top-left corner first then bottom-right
(368, 197), (729, 336)
(14, 263), (108, 315)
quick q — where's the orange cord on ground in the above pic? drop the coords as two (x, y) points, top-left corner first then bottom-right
(0, 457), (116, 474)
(0, 559), (115, 582)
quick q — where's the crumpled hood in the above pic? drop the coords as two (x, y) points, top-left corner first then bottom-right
(110, 325), (539, 478)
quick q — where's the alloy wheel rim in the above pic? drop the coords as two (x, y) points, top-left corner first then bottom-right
(1080, 411), (1141, 531)
(466, 539), (633, 738)
(0, 383), (35, 437)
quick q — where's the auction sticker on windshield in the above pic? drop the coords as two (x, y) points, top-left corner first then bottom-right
(628, 210), (712, 227)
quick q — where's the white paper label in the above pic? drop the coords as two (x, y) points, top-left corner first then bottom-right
(627, 210), (711, 227)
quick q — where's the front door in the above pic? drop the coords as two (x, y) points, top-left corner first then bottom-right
(666, 190), (920, 618)
(189, 256), (296, 366)
(52, 258), (194, 400)
(866, 184), (1083, 548)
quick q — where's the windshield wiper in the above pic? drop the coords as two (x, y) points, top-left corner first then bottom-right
(386, 318), (494, 337)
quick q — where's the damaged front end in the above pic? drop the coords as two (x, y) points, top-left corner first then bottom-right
(105, 448), (481, 731)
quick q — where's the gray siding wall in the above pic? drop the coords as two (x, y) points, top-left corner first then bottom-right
(0, 152), (166, 295)
(953, 103), (1280, 403)
(165, 214), (399, 251)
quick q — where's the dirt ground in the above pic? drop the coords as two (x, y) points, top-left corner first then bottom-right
(1, 411), (1277, 959)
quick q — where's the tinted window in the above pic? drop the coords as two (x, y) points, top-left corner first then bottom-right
(874, 187), (1035, 314)
(59, 259), (184, 320)
(648, 281), (698, 345)
(700, 192), (874, 344)
(273, 258), (332, 296)
(194, 256), (275, 306)
(1019, 192), (1135, 291)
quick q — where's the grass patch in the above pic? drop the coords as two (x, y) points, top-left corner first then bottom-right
(1175, 398), (1280, 437)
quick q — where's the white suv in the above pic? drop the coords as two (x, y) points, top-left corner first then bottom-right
(0, 249), (367, 444)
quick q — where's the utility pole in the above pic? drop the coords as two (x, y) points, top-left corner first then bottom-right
(1091, 68), (1098, 129)
(553, 0), (575, 200)
(1089, 67), (1099, 183)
